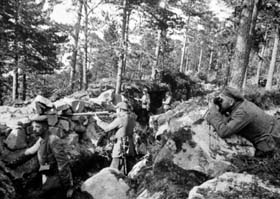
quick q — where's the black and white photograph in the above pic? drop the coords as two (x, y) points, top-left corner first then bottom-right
(1, 0), (280, 198)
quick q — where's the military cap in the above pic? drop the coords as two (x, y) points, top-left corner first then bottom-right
(30, 115), (48, 122)
(221, 87), (244, 101)
(116, 102), (129, 111)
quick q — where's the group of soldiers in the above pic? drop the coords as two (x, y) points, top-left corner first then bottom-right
(6, 87), (172, 199)
(7, 86), (280, 199)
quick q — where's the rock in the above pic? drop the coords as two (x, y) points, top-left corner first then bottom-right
(128, 158), (149, 179)
(0, 170), (16, 199)
(89, 89), (115, 106)
(54, 100), (71, 112)
(33, 95), (53, 108)
(85, 121), (99, 145)
(65, 133), (79, 146)
(65, 98), (85, 113)
(188, 172), (280, 199)
(49, 126), (64, 138)
(81, 167), (130, 199)
(4, 126), (27, 150)
(32, 95), (53, 114)
(57, 119), (70, 132)
(47, 115), (58, 126)
(152, 100), (255, 177)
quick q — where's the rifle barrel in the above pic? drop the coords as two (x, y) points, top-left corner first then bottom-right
(68, 111), (110, 116)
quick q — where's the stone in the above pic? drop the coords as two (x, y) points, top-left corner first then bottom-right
(65, 133), (79, 145)
(152, 100), (255, 178)
(188, 172), (280, 199)
(32, 95), (53, 114)
(54, 100), (71, 112)
(85, 122), (99, 145)
(128, 158), (149, 179)
(81, 167), (130, 199)
(4, 127), (27, 150)
(89, 89), (115, 106)
(33, 95), (53, 108)
(57, 119), (70, 132)
(65, 98), (85, 113)
(49, 127), (64, 138)
(47, 115), (58, 126)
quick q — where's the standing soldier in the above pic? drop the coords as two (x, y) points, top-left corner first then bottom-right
(135, 87), (151, 125)
(7, 115), (74, 199)
(140, 87), (151, 112)
(162, 91), (172, 112)
(93, 102), (136, 175)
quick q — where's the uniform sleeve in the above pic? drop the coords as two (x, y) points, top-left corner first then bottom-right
(206, 108), (252, 138)
(24, 137), (42, 155)
(97, 117), (122, 132)
(49, 135), (73, 189)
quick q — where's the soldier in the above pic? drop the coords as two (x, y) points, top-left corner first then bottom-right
(162, 91), (172, 112)
(206, 87), (280, 157)
(8, 115), (74, 199)
(93, 102), (136, 174)
(135, 87), (151, 125)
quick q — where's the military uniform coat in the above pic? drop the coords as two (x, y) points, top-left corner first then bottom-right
(206, 100), (280, 153)
(37, 134), (73, 190)
(102, 112), (136, 158)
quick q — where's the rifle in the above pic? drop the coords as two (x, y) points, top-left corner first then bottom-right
(66, 111), (111, 116)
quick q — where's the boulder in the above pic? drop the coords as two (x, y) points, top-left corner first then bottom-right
(4, 126), (27, 150)
(81, 167), (130, 199)
(89, 89), (115, 106)
(188, 172), (280, 199)
(151, 100), (255, 177)
(32, 95), (53, 114)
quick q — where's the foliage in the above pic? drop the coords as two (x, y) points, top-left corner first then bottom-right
(159, 69), (204, 101)
(243, 87), (280, 109)
(231, 150), (280, 187)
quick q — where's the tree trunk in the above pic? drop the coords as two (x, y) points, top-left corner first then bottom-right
(265, 25), (279, 91)
(208, 50), (213, 71)
(152, 28), (162, 79)
(21, 72), (26, 101)
(116, 0), (128, 94)
(197, 48), (203, 72)
(229, 0), (254, 89)
(123, 10), (130, 74)
(180, 32), (187, 73)
(12, 68), (19, 101)
(256, 27), (268, 84)
(161, 29), (167, 69)
(82, 0), (88, 90)
(185, 47), (189, 72)
(12, 0), (20, 101)
(224, 62), (231, 86)
(70, 0), (83, 91)
(242, 0), (261, 89)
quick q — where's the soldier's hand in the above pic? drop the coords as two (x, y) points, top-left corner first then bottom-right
(93, 114), (100, 121)
(208, 101), (219, 113)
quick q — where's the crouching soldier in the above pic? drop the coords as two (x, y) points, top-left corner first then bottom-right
(93, 102), (136, 175)
(206, 87), (280, 158)
(7, 115), (74, 199)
